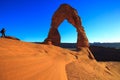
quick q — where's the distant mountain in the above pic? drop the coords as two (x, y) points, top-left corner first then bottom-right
(60, 43), (76, 48)
(90, 43), (120, 49)
(60, 43), (120, 49)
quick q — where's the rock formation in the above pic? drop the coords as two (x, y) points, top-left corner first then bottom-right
(0, 36), (20, 41)
(44, 4), (89, 50)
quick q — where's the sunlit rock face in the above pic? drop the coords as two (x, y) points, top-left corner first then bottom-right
(44, 4), (89, 50)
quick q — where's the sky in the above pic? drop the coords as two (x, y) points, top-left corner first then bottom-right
(0, 0), (120, 43)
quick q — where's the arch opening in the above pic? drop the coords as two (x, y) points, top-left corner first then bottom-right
(58, 20), (77, 43)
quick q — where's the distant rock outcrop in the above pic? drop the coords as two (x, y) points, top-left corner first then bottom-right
(0, 36), (20, 41)
(44, 4), (89, 50)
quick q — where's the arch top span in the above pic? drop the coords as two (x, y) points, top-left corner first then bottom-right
(44, 4), (89, 50)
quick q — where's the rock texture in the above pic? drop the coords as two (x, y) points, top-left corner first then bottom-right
(44, 28), (60, 46)
(1, 38), (119, 80)
(44, 4), (89, 50)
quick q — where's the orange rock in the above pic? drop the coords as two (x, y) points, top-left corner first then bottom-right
(44, 4), (89, 50)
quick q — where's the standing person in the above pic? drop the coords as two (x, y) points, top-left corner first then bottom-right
(0, 28), (6, 37)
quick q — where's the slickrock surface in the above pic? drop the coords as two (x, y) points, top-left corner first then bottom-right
(0, 38), (120, 80)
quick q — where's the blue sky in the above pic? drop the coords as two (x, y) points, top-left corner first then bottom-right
(0, 0), (120, 43)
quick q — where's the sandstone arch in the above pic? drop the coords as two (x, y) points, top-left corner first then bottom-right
(44, 4), (89, 50)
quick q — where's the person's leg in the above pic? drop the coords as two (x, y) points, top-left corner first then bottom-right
(2, 33), (5, 37)
(3, 33), (5, 37)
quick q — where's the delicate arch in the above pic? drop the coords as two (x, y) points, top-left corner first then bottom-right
(44, 4), (89, 50)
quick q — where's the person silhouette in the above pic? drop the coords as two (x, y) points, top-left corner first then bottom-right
(0, 28), (6, 37)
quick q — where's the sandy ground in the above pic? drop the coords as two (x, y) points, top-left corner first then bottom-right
(0, 38), (120, 80)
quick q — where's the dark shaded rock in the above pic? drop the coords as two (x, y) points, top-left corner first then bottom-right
(90, 46), (120, 61)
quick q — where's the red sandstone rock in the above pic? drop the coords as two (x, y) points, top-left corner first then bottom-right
(1, 36), (20, 41)
(44, 4), (89, 50)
